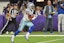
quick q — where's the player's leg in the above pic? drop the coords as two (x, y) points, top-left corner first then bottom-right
(58, 14), (62, 32)
(25, 26), (34, 40)
(49, 18), (53, 33)
(13, 18), (18, 32)
(2, 21), (11, 34)
(25, 21), (35, 40)
(11, 19), (26, 43)
(44, 18), (49, 32)
(62, 14), (64, 32)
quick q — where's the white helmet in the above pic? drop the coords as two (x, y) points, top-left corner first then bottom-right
(27, 2), (35, 9)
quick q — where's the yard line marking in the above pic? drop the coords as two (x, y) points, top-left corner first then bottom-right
(0, 35), (64, 37)
(37, 38), (64, 43)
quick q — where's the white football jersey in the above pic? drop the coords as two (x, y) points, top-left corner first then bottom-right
(10, 9), (18, 18)
(22, 8), (34, 21)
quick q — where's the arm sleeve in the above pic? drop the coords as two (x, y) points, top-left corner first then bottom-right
(43, 6), (46, 15)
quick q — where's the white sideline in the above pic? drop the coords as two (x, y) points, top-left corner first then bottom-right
(0, 35), (64, 37)
(37, 38), (64, 43)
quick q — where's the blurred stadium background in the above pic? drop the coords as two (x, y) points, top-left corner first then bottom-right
(0, 0), (64, 43)
(0, 0), (58, 32)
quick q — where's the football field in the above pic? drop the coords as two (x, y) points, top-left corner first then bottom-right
(0, 32), (64, 43)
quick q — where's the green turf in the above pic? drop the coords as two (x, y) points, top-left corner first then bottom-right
(1, 32), (64, 43)
(0, 36), (64, 43)
(3, 31), (64, 35)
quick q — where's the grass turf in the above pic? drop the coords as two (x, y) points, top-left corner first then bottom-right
(1, 32), (64, 43)
(0, 36), (64, 43)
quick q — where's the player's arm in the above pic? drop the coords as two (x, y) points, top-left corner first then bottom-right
(60, 3), (64, 9)
(43, 6), (46, 17)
